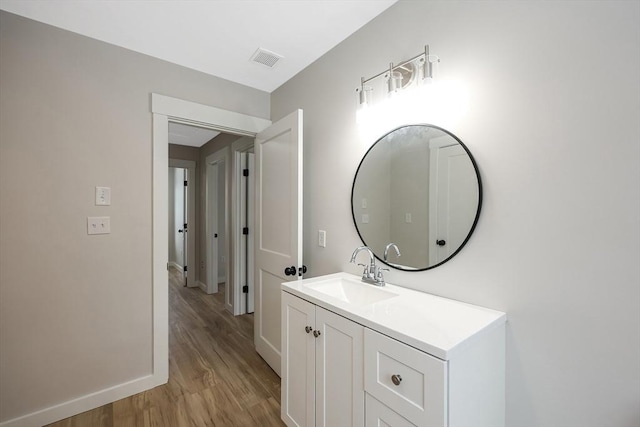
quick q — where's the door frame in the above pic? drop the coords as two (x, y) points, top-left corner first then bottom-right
(168, 159), (196, 287)
(151, 94), (271, 383)
(231, 137), (255, 315)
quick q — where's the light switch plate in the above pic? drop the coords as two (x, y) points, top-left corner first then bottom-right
(88, 216), (111, 235)
(405, 213), (412, 223)
(95, 187), (111, 206)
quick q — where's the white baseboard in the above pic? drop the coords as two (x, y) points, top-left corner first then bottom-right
(0, 373), (166, 427)
(197, 281), (207, 292)
(168, 261), (183, 272)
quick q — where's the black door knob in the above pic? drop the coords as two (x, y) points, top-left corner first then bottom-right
(284, 266), (297, 276)
(436, 239), (446, 246)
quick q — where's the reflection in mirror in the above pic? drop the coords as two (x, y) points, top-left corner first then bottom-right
(351, 125), (481, 271)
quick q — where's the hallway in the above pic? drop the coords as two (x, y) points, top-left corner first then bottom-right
(48, 269), (284, 426)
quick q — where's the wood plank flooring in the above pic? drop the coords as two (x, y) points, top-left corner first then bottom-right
(47, 269), (284, 427)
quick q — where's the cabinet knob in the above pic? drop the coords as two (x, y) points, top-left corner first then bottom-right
(391, 374), (402, 386)
(313, 330), (321, 338)
(305, 326), (312, 333)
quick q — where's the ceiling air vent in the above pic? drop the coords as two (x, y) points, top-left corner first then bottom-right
(250, 48), (283, 68)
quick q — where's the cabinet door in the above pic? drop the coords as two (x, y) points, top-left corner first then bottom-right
(315, 307), (364, 427)
(281, 292), (315, 427)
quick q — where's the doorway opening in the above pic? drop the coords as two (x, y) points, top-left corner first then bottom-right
(166, 123), (260, 315)
(152, 93), (272, 383)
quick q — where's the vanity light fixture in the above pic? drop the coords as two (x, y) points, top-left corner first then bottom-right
(355, 45), (468, 139)
(356, 45), (440, 109)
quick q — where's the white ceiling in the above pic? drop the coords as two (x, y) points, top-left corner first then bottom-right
(0, 0), (397, 93)
(168, 122), (220, 147)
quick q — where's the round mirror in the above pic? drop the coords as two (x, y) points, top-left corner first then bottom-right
(351, 124), (482, 271)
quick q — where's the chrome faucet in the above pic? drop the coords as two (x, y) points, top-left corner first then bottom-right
(384, 243), (401, 263)
(350, 246), (388, 286)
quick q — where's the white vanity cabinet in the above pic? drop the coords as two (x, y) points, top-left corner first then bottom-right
(281, 291), (365, 427)
(281, 273), (506, 427)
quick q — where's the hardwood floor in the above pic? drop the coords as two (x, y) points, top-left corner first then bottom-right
(47, 269), (284, 427)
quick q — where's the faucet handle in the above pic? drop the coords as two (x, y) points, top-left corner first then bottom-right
(376, 266), (389, 276)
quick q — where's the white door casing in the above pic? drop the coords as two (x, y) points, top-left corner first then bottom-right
(254, 109), (303, 376)
(235, 151), (256, 314)
(231, 137), (255, 315)
(246, 153), (256, 314)
(152, 94), (271, 386)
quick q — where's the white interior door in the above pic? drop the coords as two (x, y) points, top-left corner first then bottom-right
(207, 162), (219, 294)
(168, 167), (185, 275)
(181, 169), (188, 284)
(169, 159), (196, 287)
(255, 109), (303, 376)
(431, 143), (478, 263)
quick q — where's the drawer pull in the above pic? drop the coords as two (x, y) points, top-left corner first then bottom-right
(305, 326), (313, 333)
(391, 374), (402, 386)
(313, 330), (321, 338)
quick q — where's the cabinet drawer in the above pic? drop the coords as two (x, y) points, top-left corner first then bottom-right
(364, 329), (447, 427)
(366, 394), (417, 427)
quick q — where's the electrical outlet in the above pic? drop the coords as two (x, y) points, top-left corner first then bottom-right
(318, 230), (326, 247)
(95, 187), (111, 206)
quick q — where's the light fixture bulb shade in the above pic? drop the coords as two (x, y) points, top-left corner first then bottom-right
(387, 71), (403, 97)
(422, 55), (439, 83)
(357, 86), (372, 108)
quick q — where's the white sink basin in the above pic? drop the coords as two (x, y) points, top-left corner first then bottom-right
(304, 277), (398, 307)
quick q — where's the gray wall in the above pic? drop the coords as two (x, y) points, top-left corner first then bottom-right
(0, 11), (269, 422)
(271, 1), (639, 426)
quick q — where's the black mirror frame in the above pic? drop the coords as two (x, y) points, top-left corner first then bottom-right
(351, 124), (483, 271)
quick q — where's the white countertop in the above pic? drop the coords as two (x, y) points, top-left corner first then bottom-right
(281, 272), (506, 360)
